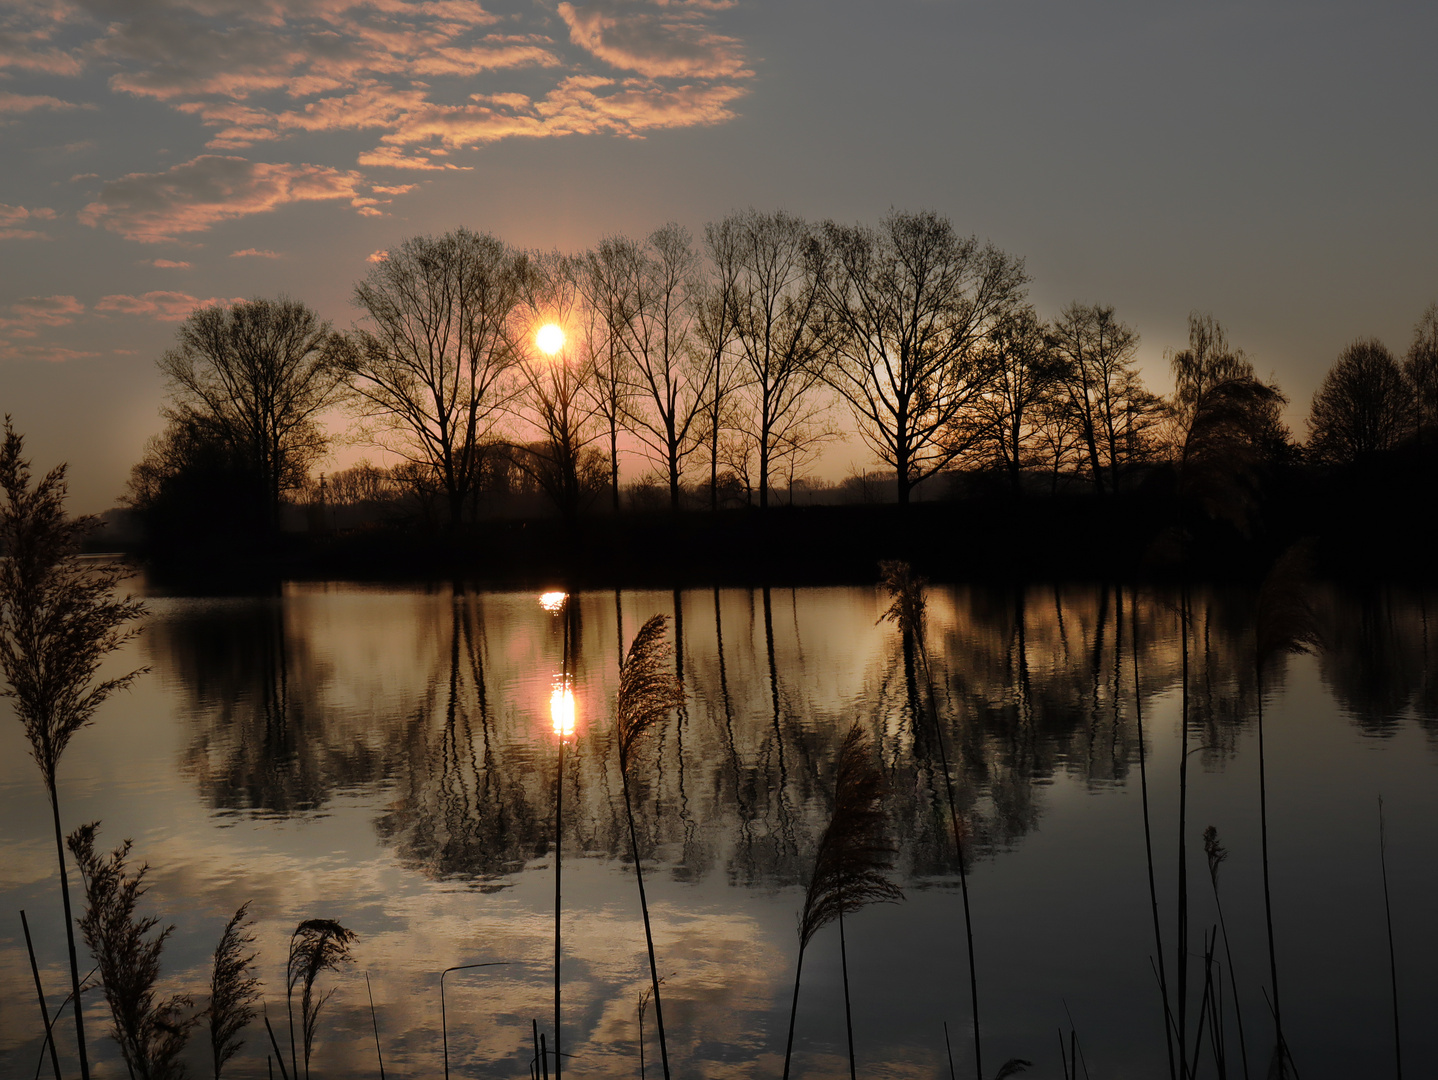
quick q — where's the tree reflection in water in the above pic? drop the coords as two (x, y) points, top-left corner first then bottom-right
(151, 583), (1438, 888)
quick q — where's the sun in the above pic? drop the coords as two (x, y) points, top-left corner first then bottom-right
(536, 323), (565, 356)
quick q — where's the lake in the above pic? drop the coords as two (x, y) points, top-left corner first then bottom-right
(2, 580), (1435, 1079)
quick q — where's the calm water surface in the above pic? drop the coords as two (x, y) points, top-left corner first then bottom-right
(2, 581), (1436, 1079)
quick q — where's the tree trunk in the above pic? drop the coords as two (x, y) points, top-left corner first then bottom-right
(610, 418), (620, 513)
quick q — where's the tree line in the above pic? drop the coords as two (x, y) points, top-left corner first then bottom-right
(125, 210), (1438, 538)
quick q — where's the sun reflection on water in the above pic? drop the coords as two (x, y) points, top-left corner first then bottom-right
(550, 681), (576, 738)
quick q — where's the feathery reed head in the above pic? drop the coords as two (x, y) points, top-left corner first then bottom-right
(210, 902), (261, 1079)
(1255, 543), (1321, 672)
(798, 723), (903, 949)
(1203, 825), (1227, 887)
(878, 560), (926, 639)
(287, 919), (356, 992)
(67, 821), (197, 1080)
(617, 614), (684, 771)
(288, 918), (357, 1075)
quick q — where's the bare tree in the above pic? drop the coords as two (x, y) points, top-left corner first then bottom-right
(1405, 303), (1438, 449)
(342, 229), (525, 527)
(159, 297), (344, 533)
(1, 420), (147, 1080)
(612, 224), (714, 512)
(970, 304), (1055, 494)
(512, 253), (607, 526)
(1307, 339), (1414, 464)
(695, 217), (745, 510)
(816, 211), (1029, 504)
(577, 238), (638, 511)
(1048, 303), (1156, 494)
(724, 209), (830, 509)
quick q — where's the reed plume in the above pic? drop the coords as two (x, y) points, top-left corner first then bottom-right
(67, 821), (197, 1080)
(286, 918), (357, 1080)
(1252, 545), (1320, 1076)
(210, 902), (261, 1079)
(2, 420), (147, 1080)
(783, 722), (902, 1080)
(615, 613), (685, 1080)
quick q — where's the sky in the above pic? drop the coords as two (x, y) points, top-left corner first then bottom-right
(2, 0), (1436, 513)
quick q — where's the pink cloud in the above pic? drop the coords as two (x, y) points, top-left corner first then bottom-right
(78, 155), (368, 243)
(0, 91), (89, 114)
(356, 145), (471, 170)
(0, 295), (85, 340)
(94, 291), (240, 321)
(2, 0), (751, 181)
(230, 248), (281, 258)
(382, 76), (747, 149)
(558, 0), (749, 79)
(148, 258), (192, 268)
(0, 203), (59, 241)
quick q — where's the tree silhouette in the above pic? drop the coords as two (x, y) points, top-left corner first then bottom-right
(158, 297), (344, 535)
(1306, 339), (1413, 464)
(512, 252), (608, 528)
(724, 209), (830, 508)
(1404, 303), (1438, 449)
(815, 210), (1028, 504)
(1166, 312), (1289, 534)
(1048, 303), (1156, 494)
(610, 224), (714, 512)
(1, 420), (146, 1080)
(343, 229), (526, 527)
(971, 304), (1056, 494)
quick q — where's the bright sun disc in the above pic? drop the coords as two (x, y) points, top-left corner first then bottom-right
(536, 324), (565, 356)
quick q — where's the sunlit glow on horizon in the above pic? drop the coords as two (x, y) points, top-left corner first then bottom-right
(536, 323), (565, 356)
(539, 591), (567, 612)
(550, 681), (576, 738)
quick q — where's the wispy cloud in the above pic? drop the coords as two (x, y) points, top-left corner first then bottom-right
(229, 247), (281, 258)
(558, 0), (750, 79)
(4, 0), (750, 179)
(95, 290), (239, 320)
(0, 91), (90, 114)
(78, 155), (370, 243)
(0, 294), (85, 336)
(147, 258), (192, 268)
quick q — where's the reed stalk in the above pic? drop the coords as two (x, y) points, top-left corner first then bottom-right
(20, 910), (62, 1080)
(1378, 797), (1402, 1080)
(615, 614), (685, 1080)
(1176, 590), (1192, 1077)
(1253, 546), (1319, 1075)
(1203, 826), (1249, 1080)
(1129, 588), (1177, 1080)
